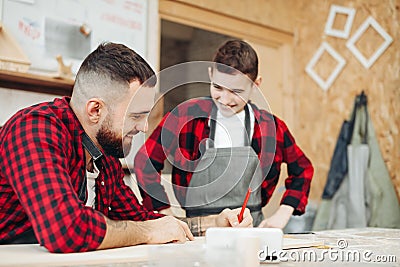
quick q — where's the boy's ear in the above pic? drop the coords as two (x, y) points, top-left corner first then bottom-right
(208, 67), (213, 80)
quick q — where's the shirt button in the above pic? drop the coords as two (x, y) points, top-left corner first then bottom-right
(101, 181), (105, 186)
(108, 206), (111, 211)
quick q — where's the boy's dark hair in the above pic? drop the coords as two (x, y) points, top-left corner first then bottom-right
(77, 42), (156, 87)
(212, 40), (258, 81)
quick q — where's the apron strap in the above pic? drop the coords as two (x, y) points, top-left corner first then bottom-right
(244, 104), (251, 146)
(80, 133), (103, 202)
(208, 104), (251, 148)
(82, 132), (103, 161)
(208, 105), (217, 148)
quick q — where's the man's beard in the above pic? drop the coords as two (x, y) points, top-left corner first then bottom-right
(96, 119), (126, 158)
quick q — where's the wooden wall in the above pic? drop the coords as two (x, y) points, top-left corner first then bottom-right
(294, 0), (400, 202)
(173, 0), (400, 201)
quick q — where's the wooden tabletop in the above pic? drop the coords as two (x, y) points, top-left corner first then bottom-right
(0, 228), (399, 267)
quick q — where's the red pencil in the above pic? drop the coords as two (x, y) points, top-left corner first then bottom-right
(238, 187), (251, 223)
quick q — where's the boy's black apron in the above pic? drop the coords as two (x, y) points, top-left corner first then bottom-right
(185, 105), (264, 226)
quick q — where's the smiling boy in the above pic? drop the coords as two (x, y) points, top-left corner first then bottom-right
(135, 40), (314, 231)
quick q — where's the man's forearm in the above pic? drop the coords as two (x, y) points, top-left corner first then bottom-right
(98, 215), (193, 250)
(97, 217), (150, 250)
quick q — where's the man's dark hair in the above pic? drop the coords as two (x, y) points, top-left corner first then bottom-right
(77, 42), (156, 86)
(72, 43), (156, 106)
(212, 40), (258, 81)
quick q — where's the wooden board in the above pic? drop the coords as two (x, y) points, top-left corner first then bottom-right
(283, 236), (325, 250)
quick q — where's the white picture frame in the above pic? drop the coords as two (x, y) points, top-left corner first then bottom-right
(305, 42), (346, 91)
(324, 5), (356, 39)
(346, 16), (393, 69)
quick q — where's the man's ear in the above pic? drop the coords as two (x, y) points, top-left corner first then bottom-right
(86, 98), (105, 124)
(254, 75), (262, 87)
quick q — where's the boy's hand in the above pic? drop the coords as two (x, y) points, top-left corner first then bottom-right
(215, 208), (253, 227)
(258, 205), (294, 229)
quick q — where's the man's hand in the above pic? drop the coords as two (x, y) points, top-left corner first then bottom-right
(258, 205), (294, 229)
(144, 216), (194, 244)
(215, 208), (253, 227)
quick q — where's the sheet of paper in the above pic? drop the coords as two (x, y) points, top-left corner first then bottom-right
(9, 0), (35, 4)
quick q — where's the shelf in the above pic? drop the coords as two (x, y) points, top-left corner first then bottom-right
(0, 69), (74, 96)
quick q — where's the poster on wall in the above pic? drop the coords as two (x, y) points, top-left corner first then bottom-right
(1, 0), (148, 74)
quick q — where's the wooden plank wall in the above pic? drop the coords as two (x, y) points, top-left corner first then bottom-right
(173, 0), (400, 202)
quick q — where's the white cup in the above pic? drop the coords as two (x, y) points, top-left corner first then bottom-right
(235, 236), (260, 267)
